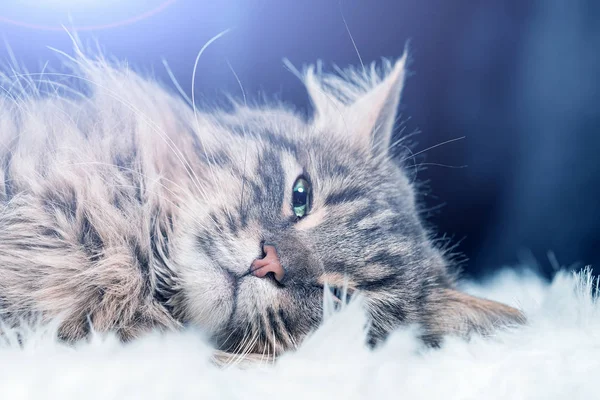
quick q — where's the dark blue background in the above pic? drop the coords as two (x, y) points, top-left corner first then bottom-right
(2, 0), (598, 278)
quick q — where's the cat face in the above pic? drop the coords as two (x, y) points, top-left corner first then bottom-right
(169, 55), (524, 354)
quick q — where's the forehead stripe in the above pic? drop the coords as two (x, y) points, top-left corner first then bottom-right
(324, 186), (366, 205)
(356, 273), (399, 291)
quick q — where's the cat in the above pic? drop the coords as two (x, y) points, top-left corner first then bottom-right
(0, 47), (524, 356)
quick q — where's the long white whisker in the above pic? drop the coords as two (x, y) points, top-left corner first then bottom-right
(417, 162), (468, 169)
(226, 59), (250, 221)
(161, 58), (193, 107)
(230, 326), (258, 367)
(191, 29), (232, 190)
(339, 1), (365, 75)
(399, 136), (466, 163)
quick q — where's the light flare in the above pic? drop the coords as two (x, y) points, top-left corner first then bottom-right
(0, 0), (176, 31)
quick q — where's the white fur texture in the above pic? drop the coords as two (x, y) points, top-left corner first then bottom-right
(0, 267), (596, 399)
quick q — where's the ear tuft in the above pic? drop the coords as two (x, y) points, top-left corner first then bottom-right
(346, 56), (407, 154)
(297, 49), (409, 155)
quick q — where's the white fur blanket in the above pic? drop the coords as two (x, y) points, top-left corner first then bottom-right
(0, 268), (597, 399)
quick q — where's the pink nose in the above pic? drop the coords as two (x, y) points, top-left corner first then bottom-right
(251, 245), (285, 282)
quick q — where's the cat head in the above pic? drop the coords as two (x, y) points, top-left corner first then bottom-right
(165, 53), (524, 354)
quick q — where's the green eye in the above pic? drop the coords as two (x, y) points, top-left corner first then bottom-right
(292, 177), (311, 219)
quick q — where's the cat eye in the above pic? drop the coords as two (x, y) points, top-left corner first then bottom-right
(292, 177), (311, 219)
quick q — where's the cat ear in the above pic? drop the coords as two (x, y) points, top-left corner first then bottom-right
(345, 56), (407, 154)
(427, 289), (526, 340)
(305, 52), (408, 155)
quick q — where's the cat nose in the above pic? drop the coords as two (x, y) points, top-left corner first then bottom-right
(251, 244), (285, 283)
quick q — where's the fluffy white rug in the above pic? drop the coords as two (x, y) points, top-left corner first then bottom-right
(0, 267), (597, 399)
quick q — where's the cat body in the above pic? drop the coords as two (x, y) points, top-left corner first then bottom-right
(0, 49), (523, 354)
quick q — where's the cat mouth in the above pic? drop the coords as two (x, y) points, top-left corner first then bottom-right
(215, 270), (287, 352)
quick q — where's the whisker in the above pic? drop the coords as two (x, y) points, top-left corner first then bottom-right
(339, 1), (365, 75)
(417, 162), (468, 169)
(235, 322), (253, 355)
(216, 328), (238, 354)
(399, 136), (466, 163)
(161, 58), (193, 107)
(230, 326), (259, 367)
(397, 144), (419, 183)
(271, 330), (277, 362)
(191, 29), (232, 190)
(226, 59), (251, 224)
(388, 125), (420, 151)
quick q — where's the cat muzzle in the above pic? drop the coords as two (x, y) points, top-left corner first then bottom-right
(250, 244), (285, 283)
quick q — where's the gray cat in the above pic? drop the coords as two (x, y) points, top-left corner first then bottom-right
(0, 49), (523, 356)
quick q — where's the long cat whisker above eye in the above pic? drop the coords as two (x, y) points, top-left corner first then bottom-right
(416, 162), (468, 170)
(161, 59), (193, 108)
(226, 60), (251, 224)
(388, 127), (420, 152)
(339, 1), (366, 75)
(398, 136), (466, 164)
(383, 138), (467, 184)
(190, 29), (231, 193)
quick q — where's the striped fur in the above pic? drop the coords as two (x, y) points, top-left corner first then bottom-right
(0, 48), (524, 355)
